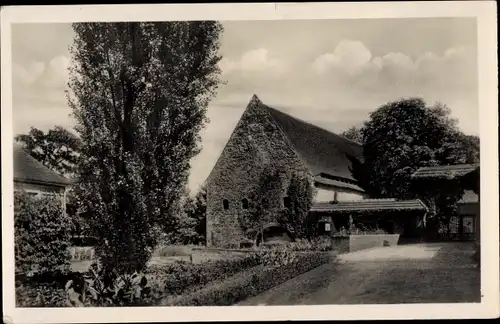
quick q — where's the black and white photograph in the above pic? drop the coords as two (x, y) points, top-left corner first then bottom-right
(1, 2), (498, 323)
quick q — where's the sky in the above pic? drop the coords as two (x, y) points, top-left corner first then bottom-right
(11, 18), (479, 192)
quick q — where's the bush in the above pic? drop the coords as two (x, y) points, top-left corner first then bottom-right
(147, 253), (261, 296)
(285, 237), (333, 252)
(64, 262), (154, 307)
(15, 191), (72, 276)
(168, 251), (333, 306)
(16, 283), (68, 307)
(15, 270), (83, 307)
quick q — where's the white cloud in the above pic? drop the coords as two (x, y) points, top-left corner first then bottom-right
(219, 48), (285, 75)
(313, 40), (373, 76)
(313, 40), (472, 86)
(43, 55), (70, 88)
(12, 61), (45, 85)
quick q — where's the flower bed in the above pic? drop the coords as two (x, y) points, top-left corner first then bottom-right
(165, 251), (333, 306)
(145, 253), (262, 298)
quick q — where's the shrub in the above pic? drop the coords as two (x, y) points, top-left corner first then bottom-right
(256, 246), (297, 267)
(147, 253), (261, 296)
(14, 191), (72, 276)
(168, 252), (333, 306)
(64, 262), (154, 307)
(60, 252), (262, 307)
(285, 237), (333, 252)
(15, 270), (83, 307)
(16, 283), (69, 307)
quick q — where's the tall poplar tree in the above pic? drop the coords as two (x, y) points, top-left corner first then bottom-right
(67, 22), (223, 273)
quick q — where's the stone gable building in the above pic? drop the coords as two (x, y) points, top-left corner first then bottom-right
(205, 95), (368, 248)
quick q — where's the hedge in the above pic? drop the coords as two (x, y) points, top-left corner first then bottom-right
(165, 252), (333, 306)
(14, 191), (72, 276)
(146, 253), (262, 297)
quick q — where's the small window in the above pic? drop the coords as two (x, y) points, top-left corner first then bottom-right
(223, 199), (229, 210)
(241, 198), (249, 209)
(283, 196), (291, 208)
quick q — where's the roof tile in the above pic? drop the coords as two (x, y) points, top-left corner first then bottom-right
(311, 199), (427, 213)
(259, 99), (363, 183)
(14, 144), (70, 187)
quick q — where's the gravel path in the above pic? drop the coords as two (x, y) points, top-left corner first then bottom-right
(238, 242), (480, 305)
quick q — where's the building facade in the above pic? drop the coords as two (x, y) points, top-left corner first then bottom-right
(205, 95), (366, 248)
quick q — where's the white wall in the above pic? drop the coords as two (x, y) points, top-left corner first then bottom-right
(14, 181), (67, 211)
(337, 191), (364, 201)
(313, 187), (364, 202)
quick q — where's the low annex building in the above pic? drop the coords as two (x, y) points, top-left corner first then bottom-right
(411, 164), (480, 242)
(13, 144), (71, 211)
(205, 95), (369, 248)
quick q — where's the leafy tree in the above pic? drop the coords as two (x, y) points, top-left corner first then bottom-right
(352, 98), (480, 232)
(68, 22), (223, 274)
(341, 126), (364, 144)
(183, 184), (207, 245)
(15, 126), (81, 178)
(278, 173), (315, 239)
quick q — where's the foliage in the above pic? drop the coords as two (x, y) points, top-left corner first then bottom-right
(65, 262), (154, 307)
(15, 126), (82, 178)
(14, 191), (72, 276)
(16, 284), (69, 307)
(278, 172), (315, 239)
(182, 184), (208, 245)
(63, 253), (261, 307)
(284, 237), (333, 251)
(148, 253), (262, 296)
(341, 126), (364, 144)
(67, 22), (223, 274)
(351, 98), (480, 227)
(239, 167), (283, 236)
(256, 246), (298, 267)
(168, 251), (333, 306)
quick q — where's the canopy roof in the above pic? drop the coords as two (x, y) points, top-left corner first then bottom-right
(411, 164), (479, 180)
(310, 198), (428, 214)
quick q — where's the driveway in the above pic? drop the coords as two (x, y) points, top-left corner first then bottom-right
(237, 242), (480, 305)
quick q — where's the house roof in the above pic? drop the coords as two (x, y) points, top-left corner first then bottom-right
(14, 144), (71, 187)
(258, 97), (363, 184)
(310, 199), (428, 213)
(411, 164), (479, 180)
(458, 190), (479, 204)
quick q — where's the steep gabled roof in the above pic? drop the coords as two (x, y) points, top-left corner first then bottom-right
(257, 97), (363, 183)
(310, 199), (427, 214)
(14, 144), (70, 187)
(411, 164), (479, 180)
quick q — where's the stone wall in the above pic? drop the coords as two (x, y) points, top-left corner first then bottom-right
(206, 98), (311, 248)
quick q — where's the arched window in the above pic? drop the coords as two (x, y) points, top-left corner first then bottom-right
(241, 198), (249, 209)
(223, 199), (229, 210)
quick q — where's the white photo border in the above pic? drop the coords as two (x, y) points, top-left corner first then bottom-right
(2, 2), (498, 323)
